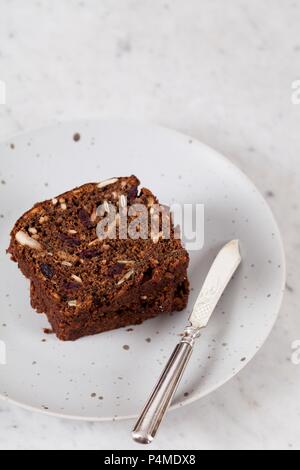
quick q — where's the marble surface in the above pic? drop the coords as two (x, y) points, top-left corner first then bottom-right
(0, 0), (299, 450)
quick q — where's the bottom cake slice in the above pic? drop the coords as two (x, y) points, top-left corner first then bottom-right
(30, 277), (189, 341)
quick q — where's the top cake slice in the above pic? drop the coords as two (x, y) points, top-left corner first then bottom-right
(8, 176), (190, 340)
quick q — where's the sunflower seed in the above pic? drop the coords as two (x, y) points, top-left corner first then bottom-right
(117, 260), (135, 265)
(16, 231), (42, 250)
(62, 261), (73, 267)
(71, 274), (83, 284)
(120, 195), (127, 208)
(117, 269), (135, 286)
(97, 178), (118, 189)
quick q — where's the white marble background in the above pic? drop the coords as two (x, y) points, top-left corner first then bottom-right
(0, 0), (299, 450)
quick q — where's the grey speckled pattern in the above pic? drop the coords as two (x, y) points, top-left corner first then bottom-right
(0, 0), (299, 451)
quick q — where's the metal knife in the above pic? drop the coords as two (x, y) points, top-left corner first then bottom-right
(132, 239), (242, 444)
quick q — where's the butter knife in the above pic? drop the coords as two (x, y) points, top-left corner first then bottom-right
(132, 240), (242, 444)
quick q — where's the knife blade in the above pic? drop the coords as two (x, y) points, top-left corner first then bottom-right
(132, 240), (242, 444)
(190, 239), (241, 329)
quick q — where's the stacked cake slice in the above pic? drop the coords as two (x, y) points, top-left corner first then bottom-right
(8, 175), (189, 340)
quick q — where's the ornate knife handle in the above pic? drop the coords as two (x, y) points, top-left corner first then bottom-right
(132, 325), (201, 444)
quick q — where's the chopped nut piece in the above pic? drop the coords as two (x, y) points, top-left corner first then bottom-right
(151, 231), (163, 244)
(52, 198), (58, 206)
(117, 260), (135, 265)
(28, 227), (37, 235)
(117, 269), (135, 286)
(60, 203), (67, 211)
(68, 229), (77, 234)
(39, 215), (49, 224)
(90, 209), (97, 222)
(71, 274), (83, 284)
(103, 201), (110, 213)
(15, 231), (42, 250)
(120, 195), (127, 208)
(62, 261), (73, 267)
(97, 178), (118, 189)
(147, 196), (155, 207)
(88, 239), (100, 246)
(68, 300), (77, 307)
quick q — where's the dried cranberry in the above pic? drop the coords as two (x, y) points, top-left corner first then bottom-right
(80, 248), (101, 259)
(63, 281), (81, 290)
(78, 208), (94, 229)
(141, 267), (154, 284)
(92, 293), (102, 306)
(128, 186), (139, 203)
(40, 263), (54, 279)
(108, 263), (125, 276)
(59, 233), (81, 246)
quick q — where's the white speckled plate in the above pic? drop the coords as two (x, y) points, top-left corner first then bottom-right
(0, 120), (285, 421)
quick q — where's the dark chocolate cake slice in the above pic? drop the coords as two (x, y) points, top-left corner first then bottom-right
(8, 176), (190, 341)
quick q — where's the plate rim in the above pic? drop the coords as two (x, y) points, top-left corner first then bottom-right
(0, 118), (286, 421)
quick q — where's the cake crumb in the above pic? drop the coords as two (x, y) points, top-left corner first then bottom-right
(43, 328), (54, 335)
